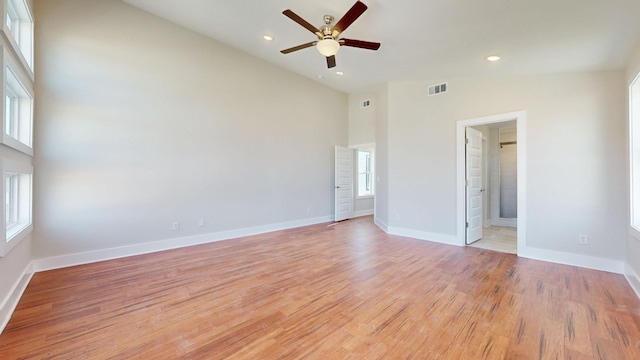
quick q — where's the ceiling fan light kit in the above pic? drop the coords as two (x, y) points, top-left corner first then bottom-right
(280, 1), (380, 69)
(316, 39), (340, 57)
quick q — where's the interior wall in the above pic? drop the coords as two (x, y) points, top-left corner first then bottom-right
(348, 93), (376, 146)
(348, 94), (376, 216)
(374, 85), (389, 228)
(387, 71), (626, 262)
(33, 0), (347, 259)
(499, 127), (517, 219)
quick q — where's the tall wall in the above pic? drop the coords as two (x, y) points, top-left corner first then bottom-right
(348, 93), (376, 215)
(374, 86), (389, 228)
(33, 0), (347, 259)
(386, 71), (627, 266)
(348, 93), (376, 147)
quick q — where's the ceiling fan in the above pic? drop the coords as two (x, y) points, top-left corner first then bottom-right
(280, 1), (381, 69)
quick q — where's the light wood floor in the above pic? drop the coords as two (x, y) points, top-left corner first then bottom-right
(1, 216), (640, 359)
(469, 226), (517, 254)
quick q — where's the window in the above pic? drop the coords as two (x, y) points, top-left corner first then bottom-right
(631, 73), (640, 236)
(0, 0), (33, 257)
(5, 172), (17, 227)
(357, 149), (374, 197)
(3, 0), (33, 72)
(5, 4), (14, 36)
(0, 160), (32, 257)
(2, 50), (33, 154)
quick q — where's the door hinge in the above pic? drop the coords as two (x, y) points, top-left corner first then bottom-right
(465, 138), (469, 144)
(466, 222), (469, 228)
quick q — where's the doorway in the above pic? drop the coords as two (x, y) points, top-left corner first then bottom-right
(456, 111), (526, 255)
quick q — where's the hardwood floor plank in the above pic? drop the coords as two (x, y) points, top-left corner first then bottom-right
(565, 300), (594, 356)
(1, 216), (639, 359)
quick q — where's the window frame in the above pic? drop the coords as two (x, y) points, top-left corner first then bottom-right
(0, 0), (33, 257)
(357, 149), (375, 198)
(0, 159), (32, 257)
(630, 71), (640, 240)
(5, 171), (17, 227)
(1, 0), (33, 76)
(1, 45), (33, 155)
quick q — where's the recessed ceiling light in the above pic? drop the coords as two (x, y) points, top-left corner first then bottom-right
(486, 55), (501, 62)
(336, 71), (344, 76)
(263, 35), (273, 41)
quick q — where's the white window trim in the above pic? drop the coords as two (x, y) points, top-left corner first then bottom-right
(1, 44), (33, 155)
(0, 158), (32, 257)
(0, 0), (33, 78)
(630, 71), (640, 241)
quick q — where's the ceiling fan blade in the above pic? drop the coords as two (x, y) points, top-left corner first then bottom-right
(326, 55), (336, 68)
(281, 41), (316, 54)
(340, 38), (381, 50)
(283, 9), (322, 38)
(332, 1), (368, 36)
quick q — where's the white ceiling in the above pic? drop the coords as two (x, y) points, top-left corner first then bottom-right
(122, 0), (640, 94)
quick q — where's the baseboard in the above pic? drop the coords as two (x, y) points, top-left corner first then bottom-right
(33, 215), (333, 272)
(624, 263), (640, 300)
(387, 226), (459, 246)
(354, 209), (374, 218)
(0, 262), (34, 334)
(374, 217), (388, 232)
(518, 246), (624, 274)
(380, 224), (623, 274)
(491, 218), (517, 228)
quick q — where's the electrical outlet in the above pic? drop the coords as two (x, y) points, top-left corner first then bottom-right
(172, 222), (180, 231)
(198, 219), (205, 227)
(578, 234), (588, 245)
(395, 214), (400, 220)
(306, 207), (311, 213)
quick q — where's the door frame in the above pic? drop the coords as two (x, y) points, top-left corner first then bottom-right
(456, 111), (526, 255)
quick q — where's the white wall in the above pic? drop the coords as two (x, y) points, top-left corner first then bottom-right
(348, 93), (376, 146)
(499, 127), (517, 219)
(374, 86), (389, 229)
(33, 0), (347, 259)
(348, 94), (376, 217)
(387, 71), (627, 264)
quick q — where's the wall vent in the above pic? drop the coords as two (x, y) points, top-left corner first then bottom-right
(428, 83), (448, 96)
(360, 99), (371, 108)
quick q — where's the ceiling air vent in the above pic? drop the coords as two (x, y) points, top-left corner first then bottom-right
(428, 83), (448, 96)
(360, 99), (371, 108)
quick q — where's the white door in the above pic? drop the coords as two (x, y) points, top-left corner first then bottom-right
(466, 127), (483, 244)
(335, 146), (354, 221)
